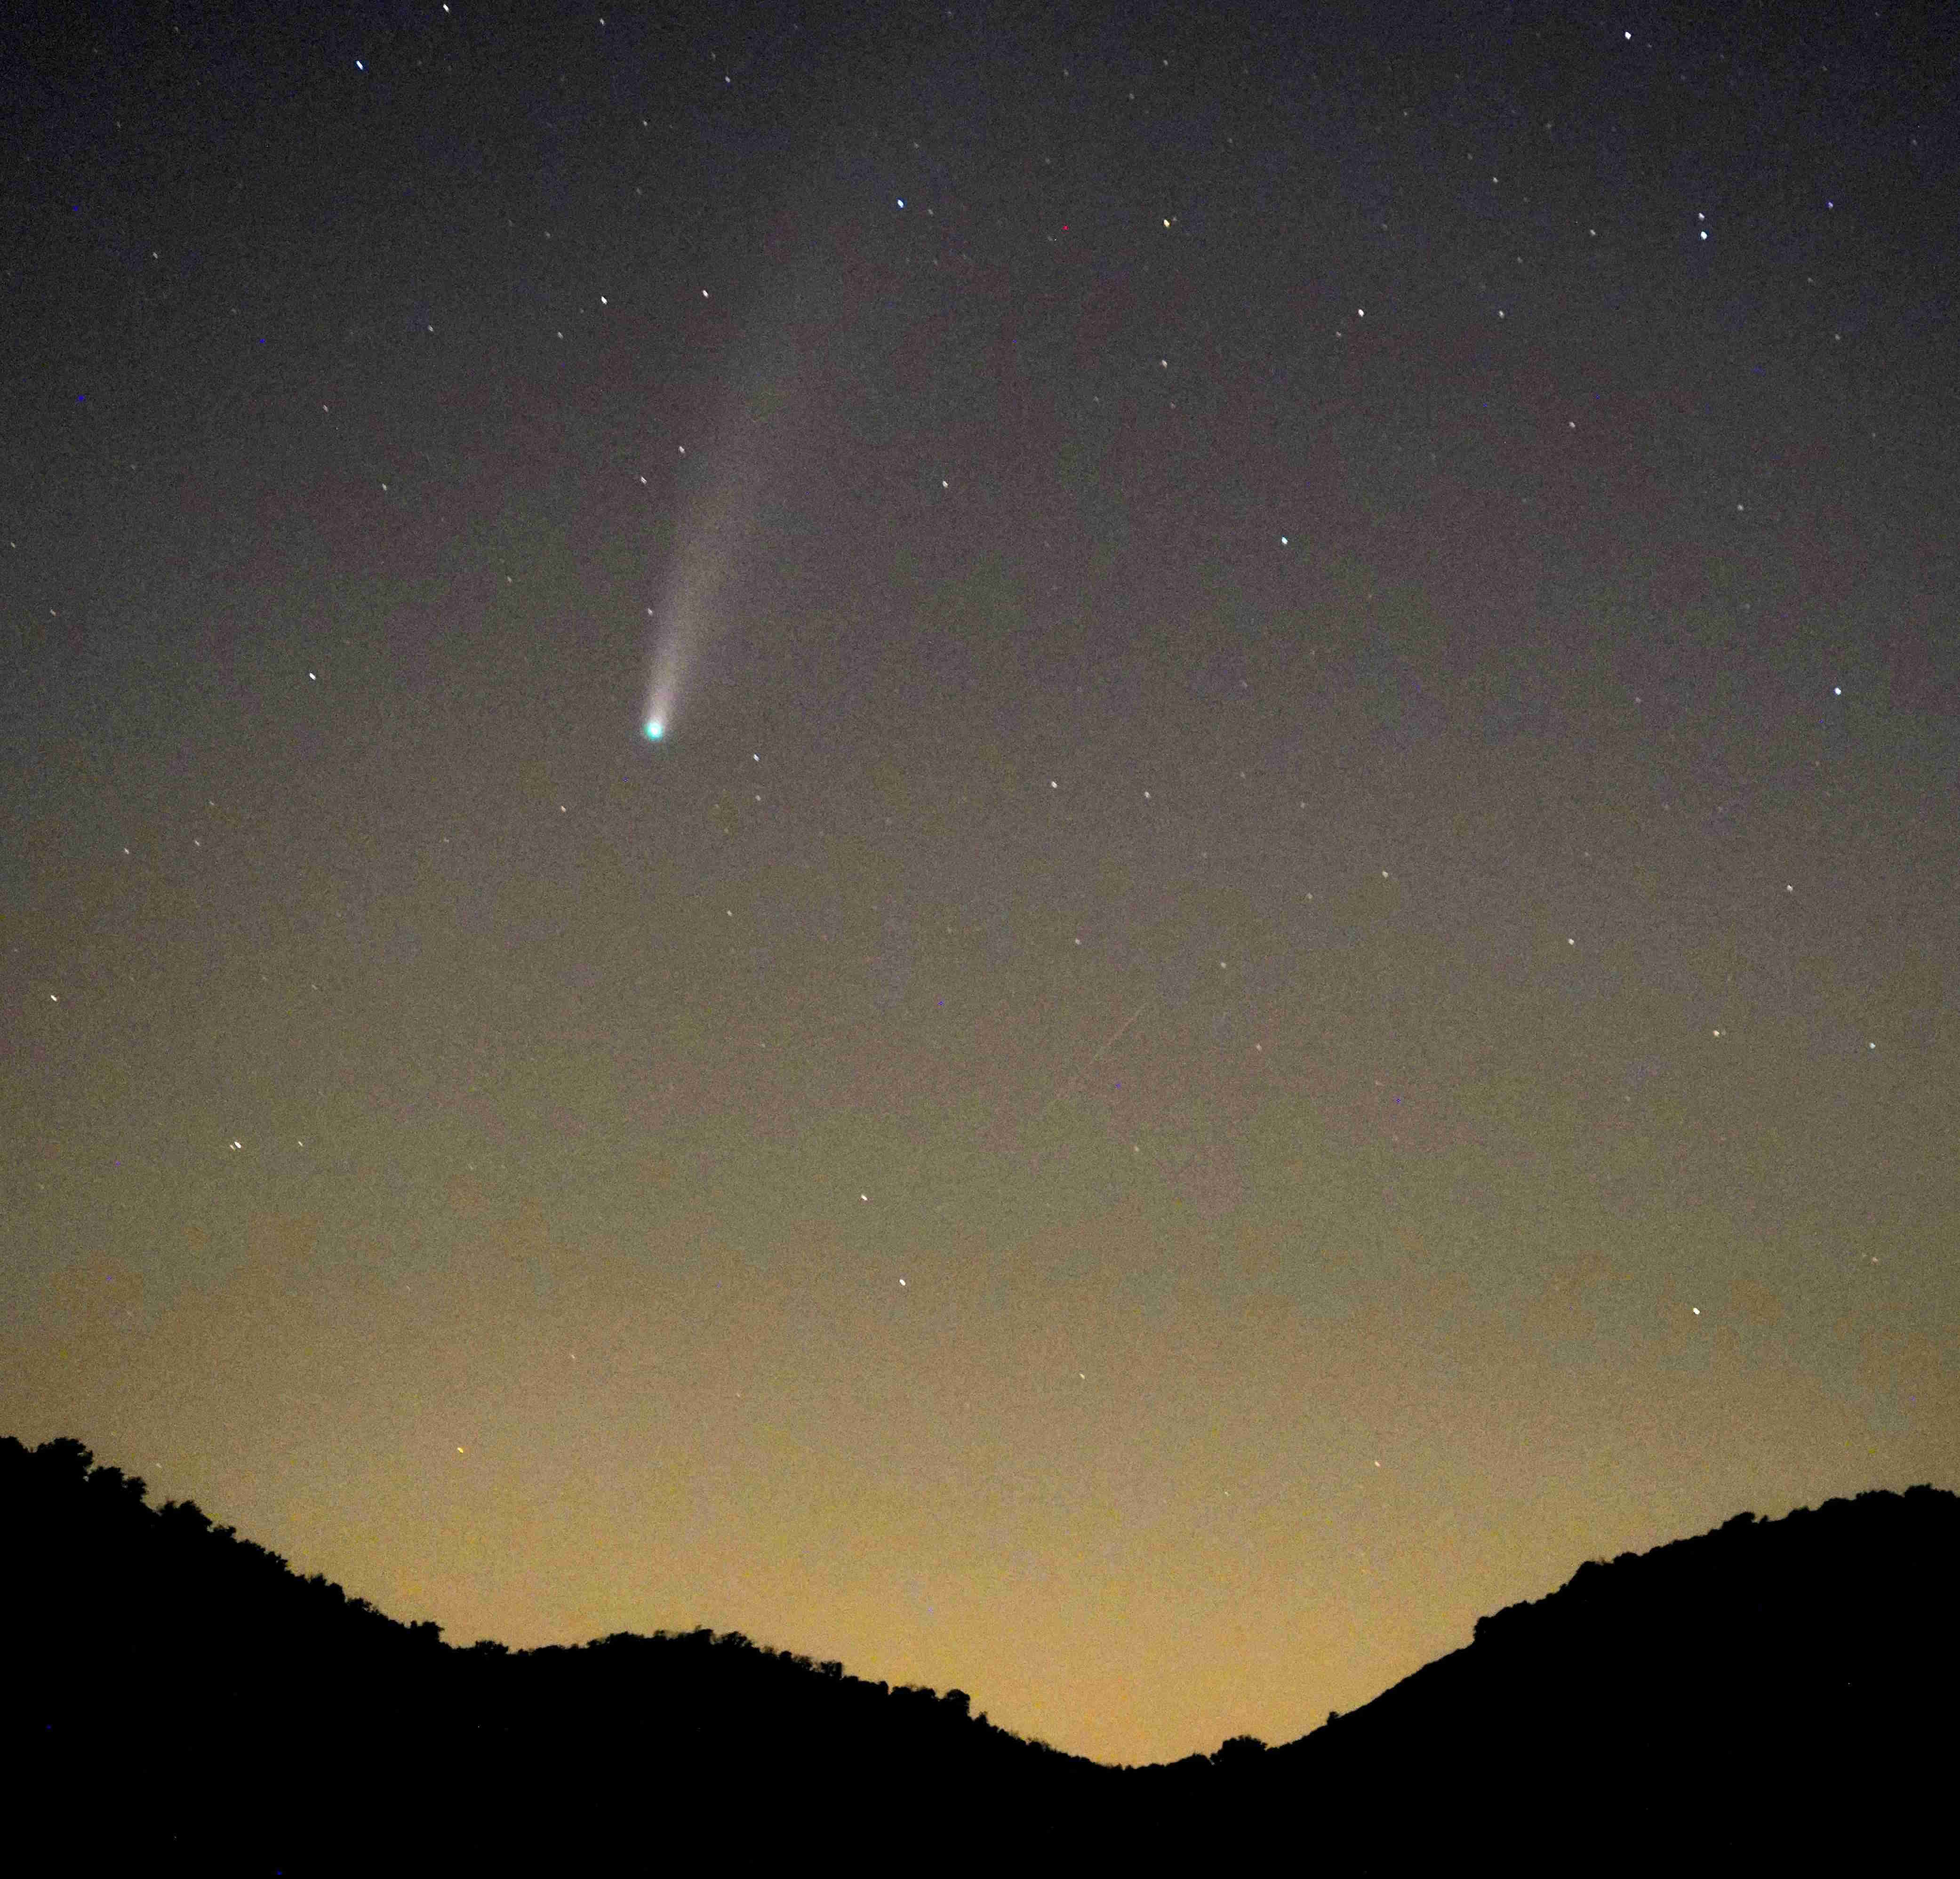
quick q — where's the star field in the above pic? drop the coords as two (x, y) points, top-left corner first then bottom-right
(3, 0), (1955, 1764)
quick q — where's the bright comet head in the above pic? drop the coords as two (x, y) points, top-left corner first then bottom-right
(644, 717), (665, 741)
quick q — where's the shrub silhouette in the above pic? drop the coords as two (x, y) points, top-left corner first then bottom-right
(1211, 1732), (1268, 1767)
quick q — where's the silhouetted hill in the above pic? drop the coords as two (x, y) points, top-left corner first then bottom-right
(1254, 1481), (1960, 1865)
(1138, 1485), (1960, 1866)
(8, 1435), (1955, 1872)
(2, 1435), (1112, 1872)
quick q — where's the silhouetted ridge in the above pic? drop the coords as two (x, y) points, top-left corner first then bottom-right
(8, 1435), (1954, 1873)
(1252, 1487), (1959, 1865)
(3, 1436), (1104, 1874)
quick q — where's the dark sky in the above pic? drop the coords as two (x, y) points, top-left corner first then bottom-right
(5, 0), (1955, 1763)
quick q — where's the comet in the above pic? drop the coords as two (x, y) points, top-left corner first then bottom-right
(639, 290), (812, 744)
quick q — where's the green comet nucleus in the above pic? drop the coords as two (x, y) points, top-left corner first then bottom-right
(644, 718), (664, 741)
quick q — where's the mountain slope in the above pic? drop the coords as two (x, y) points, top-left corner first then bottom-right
(1245, 1487), (1959, 1863)
(7, 1434), (1953, 1871)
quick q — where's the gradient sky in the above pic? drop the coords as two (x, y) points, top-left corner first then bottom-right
(5, 0), (1955, 1764)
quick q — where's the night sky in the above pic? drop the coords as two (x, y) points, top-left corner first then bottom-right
(5, 0), (1956, 1765)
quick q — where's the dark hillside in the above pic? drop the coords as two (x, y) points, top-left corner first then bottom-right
(2, 1436), (1108, 1871)
(8, 1435), (1954, 1872)
(1251, 1487), (1960, 1863)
